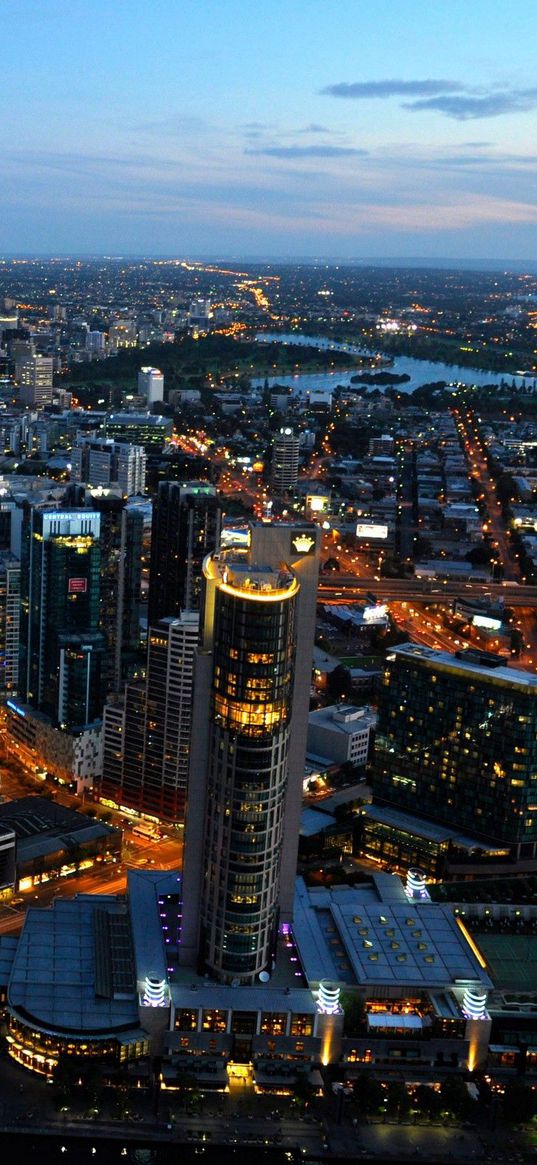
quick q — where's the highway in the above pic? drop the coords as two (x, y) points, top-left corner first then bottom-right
(318, 575), (537, 606)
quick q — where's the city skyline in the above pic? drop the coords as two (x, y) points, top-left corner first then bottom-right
(3, 0), (537, 261)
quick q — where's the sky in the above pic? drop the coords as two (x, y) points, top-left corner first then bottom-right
(2, 0), (537, 262)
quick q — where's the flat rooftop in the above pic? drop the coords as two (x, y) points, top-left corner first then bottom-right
(475, 934), (537, 993)
(309, 704), (376, 736)
(0, 795), (118, 864)
(293, 874), (492, 991)
(8, 896), (139, 1037)
(390, 643), (537, 690)
(128, 868), (179, 989)
(363, 803), (504, 853)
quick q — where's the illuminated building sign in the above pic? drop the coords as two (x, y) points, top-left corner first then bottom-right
(317, 979), (341, 1014)
(68, 578), (87, 594)
(142, 976), (168, 1007)
(291, 532), (316, 556)
(462, 984), (488, 1020)
(356, 523), (388, 540)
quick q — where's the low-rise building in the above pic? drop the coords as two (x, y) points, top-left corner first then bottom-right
(0, 795), (120, 892)
(0, 869), (494, 1086)
(308, 704), (376, 767)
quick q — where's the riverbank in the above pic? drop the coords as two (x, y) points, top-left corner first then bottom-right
(1, 1113), (534, 1164)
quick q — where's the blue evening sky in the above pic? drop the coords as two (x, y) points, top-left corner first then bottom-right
(2, 0), (537, 260)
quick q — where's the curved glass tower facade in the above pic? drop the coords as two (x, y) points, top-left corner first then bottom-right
(199, 556), (298, 984)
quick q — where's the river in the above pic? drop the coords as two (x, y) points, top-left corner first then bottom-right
(251, 345), (535, 396)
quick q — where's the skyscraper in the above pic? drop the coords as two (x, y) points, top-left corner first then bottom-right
(148, 481), (221, 623)
(138, 366), (164, 405)
(270, 427), (300, 494)
(180, 522), (320, 982)
(0, 551), (20, 699)
(100, 611), (199, 821)
(89, 492), (144, 691)
(371, 643), (537, 860)
(20, 507), (104, 727)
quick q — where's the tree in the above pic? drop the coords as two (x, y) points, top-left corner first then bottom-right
(326, 664), (354, 702)
(413, 1084), (442, 1119)
(440, 1075), (475, 1119)
(340, 992), (366, 1035)
(466, 544), (493, 566)
(323, 557), (340, 572)
(502, 1082), (537, 1124)
(291, 1073), (316, 1110)
(353, 1074), (384, 1115)
(386, 1080), (411, 1119)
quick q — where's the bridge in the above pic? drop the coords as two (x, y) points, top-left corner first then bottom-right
(318, 576), (537, 608)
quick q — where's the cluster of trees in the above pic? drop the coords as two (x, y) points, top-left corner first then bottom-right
(351, 1073), (475, 1121)
(376, 330), (528, 375)
(348, 1072), (537, 1126)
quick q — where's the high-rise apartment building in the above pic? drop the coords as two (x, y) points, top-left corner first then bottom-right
(71, 438), (146, 496)
(19, 507), (104, 727)
(188, 299), (213, 328)
(148, 481), (221, 623)
(138, 366), (164, 405)
(180, 521), (320, 982)
(18, 354), (54, 408)
(100, 611), (199, 820)
(0, 551), (20, 699)
(89, 492), (144, 691)
(270, 427), (300, 494)
(372, 644), (537, 860)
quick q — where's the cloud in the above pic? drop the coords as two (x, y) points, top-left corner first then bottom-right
(297, 122), (331, 134)
(321, 78), (464, 99)
(321, 77), (537, 121)
(403, 89), (537, 119)
(245, 144), (368, 159)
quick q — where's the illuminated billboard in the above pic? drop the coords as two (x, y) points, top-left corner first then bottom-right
(472, 614), (502, 632)
(68, 578), (87, 594)
(363, 604), (388, 624)
(306, 494), (330, 513)
(220, 527), (251, 548)
(356, 522), (388, 540)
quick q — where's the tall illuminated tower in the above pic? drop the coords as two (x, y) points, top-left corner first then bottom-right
(180, 522), (320, 984)
(19, 507), (104, 727)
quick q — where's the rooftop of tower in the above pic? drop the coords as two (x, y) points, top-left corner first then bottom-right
(204, 552), (298, 602)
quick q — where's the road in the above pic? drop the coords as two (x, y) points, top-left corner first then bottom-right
(453, 406), (518, 582)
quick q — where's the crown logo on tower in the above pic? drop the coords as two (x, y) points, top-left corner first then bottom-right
(292, 534), (315, 554)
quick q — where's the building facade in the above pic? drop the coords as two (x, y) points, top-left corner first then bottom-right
(148, 481), (221, 624)
(71, 438), (146, 496)
(0, 551), (20, 699)
(19, 507), (104, 727)
(372, 644), (537, 860)
(99, 612), (199, 821)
